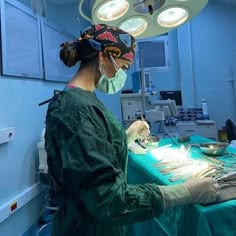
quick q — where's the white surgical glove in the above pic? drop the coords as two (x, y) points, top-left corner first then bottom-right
(126, 120), (150, 143)
(158, 177), (219, 211)
(128, 141), (148, 154)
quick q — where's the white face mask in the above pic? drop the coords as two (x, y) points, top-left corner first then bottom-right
(96, 56), (127, 94)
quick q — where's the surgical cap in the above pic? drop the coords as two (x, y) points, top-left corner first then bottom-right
(79, 24), (136, 63)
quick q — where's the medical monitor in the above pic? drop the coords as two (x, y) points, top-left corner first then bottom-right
(153, 99), (179, 117)
(135, 36), (170, 72)
(160, 90), (182, 106)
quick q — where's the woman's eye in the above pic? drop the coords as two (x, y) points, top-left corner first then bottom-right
(122, 65), (130, 71)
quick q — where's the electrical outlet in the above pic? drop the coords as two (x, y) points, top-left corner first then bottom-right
(0, 127), (15, 144)
(10, 201), (18, 213)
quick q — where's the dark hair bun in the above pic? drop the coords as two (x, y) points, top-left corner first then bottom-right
(60, 40), (99, 67)
(60, 42), (79, 67)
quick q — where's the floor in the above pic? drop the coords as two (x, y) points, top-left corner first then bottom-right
(36, 223), (52, 236)
(22, 197), (54, 236)
(22, 223), (51, 236)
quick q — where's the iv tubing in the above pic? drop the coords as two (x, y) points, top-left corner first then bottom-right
(78, 0), (93, 24)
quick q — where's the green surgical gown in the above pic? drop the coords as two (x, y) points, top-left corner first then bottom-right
(45, 87), (164, 236)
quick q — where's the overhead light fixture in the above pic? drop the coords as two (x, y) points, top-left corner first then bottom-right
(157, 7), (189, 28)
(95, 0), (129, 21)
(134, 0), (165, 15)
(80, 0), (208, 38)
(119, 17), (148, 37)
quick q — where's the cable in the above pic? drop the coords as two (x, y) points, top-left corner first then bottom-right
(40, 0), (47, 18)
(78, 0), (93, 24)
(24, 143), (41, 175)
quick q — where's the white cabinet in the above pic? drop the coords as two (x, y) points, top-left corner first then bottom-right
(176, 120), (217, 140)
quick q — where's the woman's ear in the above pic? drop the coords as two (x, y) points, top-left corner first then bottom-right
(99, 52), (110, 63)
(98, 52), (106, 63)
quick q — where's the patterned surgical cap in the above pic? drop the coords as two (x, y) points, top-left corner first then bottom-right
(79, 24), (136, 63)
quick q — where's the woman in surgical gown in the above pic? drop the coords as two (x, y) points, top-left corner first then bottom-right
(44, 24), (219, 236)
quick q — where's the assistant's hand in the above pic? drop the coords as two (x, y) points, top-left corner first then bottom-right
(158, 177), (219, 211)
(126, 120), (150, 143)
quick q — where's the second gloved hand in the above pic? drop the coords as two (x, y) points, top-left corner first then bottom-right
(183, 177), (219, 204)
(126, 120), (150, 143)
(158, 177), (219, 211)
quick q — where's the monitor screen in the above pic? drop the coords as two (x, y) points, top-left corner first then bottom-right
(135, 36), (170, 72)
(152, 99), (179, 117)
(160, 90), (182, 106)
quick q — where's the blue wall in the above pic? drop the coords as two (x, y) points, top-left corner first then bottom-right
(190, 1), (236, 128)
(177, 0), (236, 128)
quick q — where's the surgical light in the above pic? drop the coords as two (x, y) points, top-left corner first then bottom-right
(80, 0), (208, 38)
(119, 17), (148, 37)
(95, 0), (129, 21)
(157, 7), (189, 28)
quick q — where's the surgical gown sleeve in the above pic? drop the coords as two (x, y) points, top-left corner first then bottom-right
(47, 104), (164, 226)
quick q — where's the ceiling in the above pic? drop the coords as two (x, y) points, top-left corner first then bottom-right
(50, 0), (236, 6)
(50, 0), (77, 4)
(215, 0), (236, 6)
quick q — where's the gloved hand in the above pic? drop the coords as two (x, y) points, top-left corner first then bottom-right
(158, 177), (219, 211)
(126, 120), (150, 143)
(183, 177), (219, 204)
(128, 141), (148, 155)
